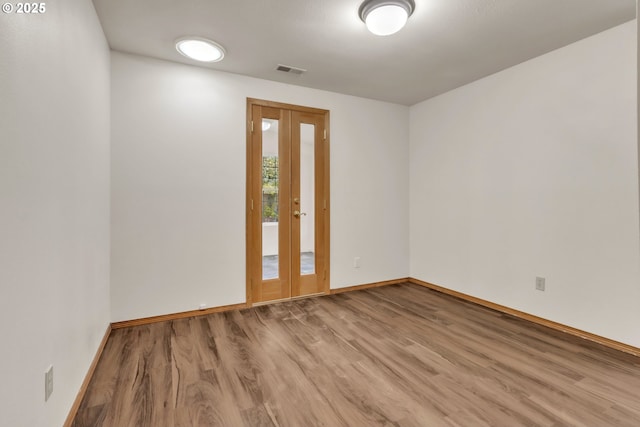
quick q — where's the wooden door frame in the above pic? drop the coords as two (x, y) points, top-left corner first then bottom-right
(245, 98), (330, 306)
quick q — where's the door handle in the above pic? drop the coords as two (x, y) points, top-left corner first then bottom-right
(293, 210), (307, 218)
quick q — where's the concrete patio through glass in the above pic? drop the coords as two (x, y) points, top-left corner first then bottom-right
(263, 251), (315, 280)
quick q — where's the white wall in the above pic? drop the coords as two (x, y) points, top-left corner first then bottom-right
(410, 21), (640, 347)
(0, 0), (111, 425)
(111, 52), (410, 321)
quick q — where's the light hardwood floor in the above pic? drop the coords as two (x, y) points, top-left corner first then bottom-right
(72, 283), (640, 426)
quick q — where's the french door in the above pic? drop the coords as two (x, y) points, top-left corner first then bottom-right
(246, 99), (330, 305)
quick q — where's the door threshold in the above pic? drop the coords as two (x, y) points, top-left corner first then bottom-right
(251, 291), (328, 307)
(291, 292), (326, 300)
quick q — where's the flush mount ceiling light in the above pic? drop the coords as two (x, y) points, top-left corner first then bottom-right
(358, 0), (415, 36)
(175, 37), (225, 62)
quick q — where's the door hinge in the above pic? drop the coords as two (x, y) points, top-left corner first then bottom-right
(251, 199), (254, 211)
(251, 120), (254, 133)
(323, 270), (327, 280)
(323, 199), (327, 210)
(323, 129), (327, 140)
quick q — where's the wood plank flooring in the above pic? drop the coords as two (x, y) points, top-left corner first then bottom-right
(72, 283), (640, 426)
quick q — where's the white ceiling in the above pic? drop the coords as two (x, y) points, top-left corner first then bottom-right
(93, 0), (636, 106)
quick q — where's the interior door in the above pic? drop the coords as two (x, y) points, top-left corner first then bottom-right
(247, 99), (330, 305)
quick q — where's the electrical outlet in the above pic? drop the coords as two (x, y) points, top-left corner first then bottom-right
(353, 257), (361, 268)
(535, 277), (546, 292)
(45, 365), (53, 402)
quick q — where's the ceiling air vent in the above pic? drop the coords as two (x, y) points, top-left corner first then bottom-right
(276, 64), (306, 75)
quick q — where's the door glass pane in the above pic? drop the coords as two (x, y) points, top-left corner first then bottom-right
(262, 119), (279, 280)
(300, 123), (315, 275)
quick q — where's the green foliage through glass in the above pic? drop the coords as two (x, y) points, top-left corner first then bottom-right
(262, 156), (278, 222)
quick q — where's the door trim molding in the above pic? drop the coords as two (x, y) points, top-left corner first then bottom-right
(246, 98), (330, 307)
(247, 98), (329, 115)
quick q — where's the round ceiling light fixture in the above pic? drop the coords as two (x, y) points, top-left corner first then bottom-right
(358, 0), (415, 36)
(175, 37), (226, 62)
